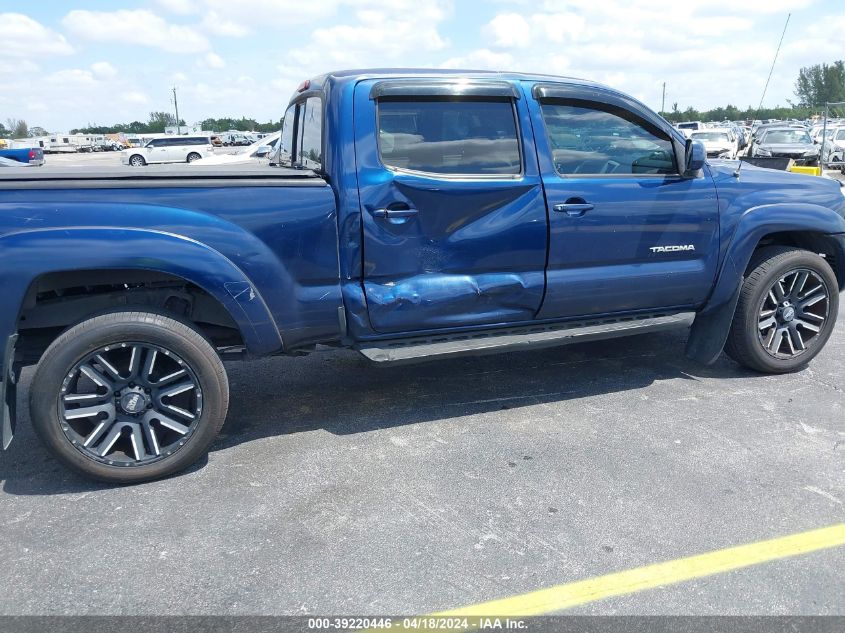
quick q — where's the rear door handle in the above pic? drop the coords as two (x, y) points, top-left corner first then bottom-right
(553, 202), (594, 216)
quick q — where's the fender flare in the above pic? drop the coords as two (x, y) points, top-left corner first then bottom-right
(0, 227), (283, 356)
(686, 203), (845, 364)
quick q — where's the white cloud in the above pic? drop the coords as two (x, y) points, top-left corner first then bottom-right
(0, 59), (39, 75)
(62, 9), (209, 54)
(484, 13), (531, 48)
(152, 0), (199, 14)
(201, 0), (341, 33)
(440, 49), (515, 70)
(0, 13), (74, 58)
(200, 11), (249, 37)
(122, 91), (150, 105)
(199, 52), (226, 69)
(91, 61), (118, 80)
(453, 1), (843, 110)
(278, 0), (451, 76)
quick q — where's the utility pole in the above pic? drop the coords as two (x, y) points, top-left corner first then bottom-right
(172, 86), (180, 135)
(661, 82), (666, 115)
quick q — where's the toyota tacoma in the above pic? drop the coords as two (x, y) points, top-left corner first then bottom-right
(1, 69), (844, 483)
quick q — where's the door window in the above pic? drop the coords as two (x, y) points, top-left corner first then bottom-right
(540, 101), (676, 175)
(376, 98), (521, 176)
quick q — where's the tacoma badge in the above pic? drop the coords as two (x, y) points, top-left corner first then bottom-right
(650, 245), (696, 253)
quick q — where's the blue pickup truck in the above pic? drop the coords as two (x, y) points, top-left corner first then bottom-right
(1, 69), (844, 483)
(0, 145), (45, 166)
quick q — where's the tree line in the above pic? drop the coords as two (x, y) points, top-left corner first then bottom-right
(68, 113), (281, 136)
(658, 60), (844, 123)
(2, 61), (843, 139)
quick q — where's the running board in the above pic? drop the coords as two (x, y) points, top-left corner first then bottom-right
(357, 312), (696, 364)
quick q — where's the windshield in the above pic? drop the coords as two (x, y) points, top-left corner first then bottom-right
(761, 129), (812, 144)
(691, 132), (729, 142)
(677, 123), (698, 129)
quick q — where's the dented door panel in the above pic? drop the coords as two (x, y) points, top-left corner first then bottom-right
(354, 79), (549, 334)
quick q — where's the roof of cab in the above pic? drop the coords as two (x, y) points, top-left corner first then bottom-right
(291, 68), (610, 102)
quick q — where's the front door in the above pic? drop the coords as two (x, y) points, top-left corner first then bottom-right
(145, 139), (170, 164)
(527, 85), (720, 319)
(354, 79), (549, 334)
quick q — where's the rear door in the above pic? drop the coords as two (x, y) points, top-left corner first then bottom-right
(354, 79), (549, 334)
(527, 82), (720, 319)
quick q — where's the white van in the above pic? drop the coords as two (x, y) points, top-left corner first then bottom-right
(121, 136), (214, 166)
(675, 121), (703, 138)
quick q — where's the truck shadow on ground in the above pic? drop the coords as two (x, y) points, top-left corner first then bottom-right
(1, 329), (764, 495)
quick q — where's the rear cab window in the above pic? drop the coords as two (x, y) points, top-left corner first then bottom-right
(376, 97), (522, 176)
(277, 95), (323, 172)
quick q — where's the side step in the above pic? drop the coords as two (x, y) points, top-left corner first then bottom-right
(357, 311), (695, 364)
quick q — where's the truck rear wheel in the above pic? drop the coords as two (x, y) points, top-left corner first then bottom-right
(29, 311), (229, 483)
(725, 246), (838, 373)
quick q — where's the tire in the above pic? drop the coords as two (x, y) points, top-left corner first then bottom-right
(725, 246), (839, 374)
(186, 152), (201, 163)
(30, 311), (229, 484)
(129, 154), (146, 167)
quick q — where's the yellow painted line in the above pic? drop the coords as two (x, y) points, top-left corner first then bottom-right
(436, 523), (845, 616)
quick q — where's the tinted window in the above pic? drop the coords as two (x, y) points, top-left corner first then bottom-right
(540, 101), (676, 175)
(377, 98), (521, 175)
(297, 97), (322, 170)
(277, 103), (296, 167)
(146, 139), (163, 148)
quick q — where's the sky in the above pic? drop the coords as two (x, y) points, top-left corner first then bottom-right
(1, 0), (844, 132)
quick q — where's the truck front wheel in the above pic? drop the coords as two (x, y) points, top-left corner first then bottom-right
(29, 311), (229, 483)
(725, 247), (838, 373)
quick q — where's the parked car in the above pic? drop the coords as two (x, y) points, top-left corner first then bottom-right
(191, 132), (281, 166)
(750, 127), (820, 165)
(1, 68), (845, 483)
(690, 129), (738, 159)
(0, 146), (45, 166)
(219, 132), (251, 146)
(121, 136), (214, 166)
(822, 127), (845, 170)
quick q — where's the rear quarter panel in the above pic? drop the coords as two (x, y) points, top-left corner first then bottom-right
(0, 182), (342, 353)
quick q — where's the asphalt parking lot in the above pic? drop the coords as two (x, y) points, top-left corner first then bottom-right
(1, 151), (843, 617)
(1, 316), (843, 615)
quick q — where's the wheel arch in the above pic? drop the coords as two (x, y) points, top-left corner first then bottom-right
(686, 203), (845, 364)
(0, 227), (284, 365)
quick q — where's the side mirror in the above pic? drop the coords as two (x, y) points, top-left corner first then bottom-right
(683, 139), (706, 176)
(254, 145), (272, 157)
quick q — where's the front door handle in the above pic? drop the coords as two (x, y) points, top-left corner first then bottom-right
(553, 200), (594, 217)
(372, 208), (418, 219)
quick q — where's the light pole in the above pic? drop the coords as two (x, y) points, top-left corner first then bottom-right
(172, 86), (180, 135)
